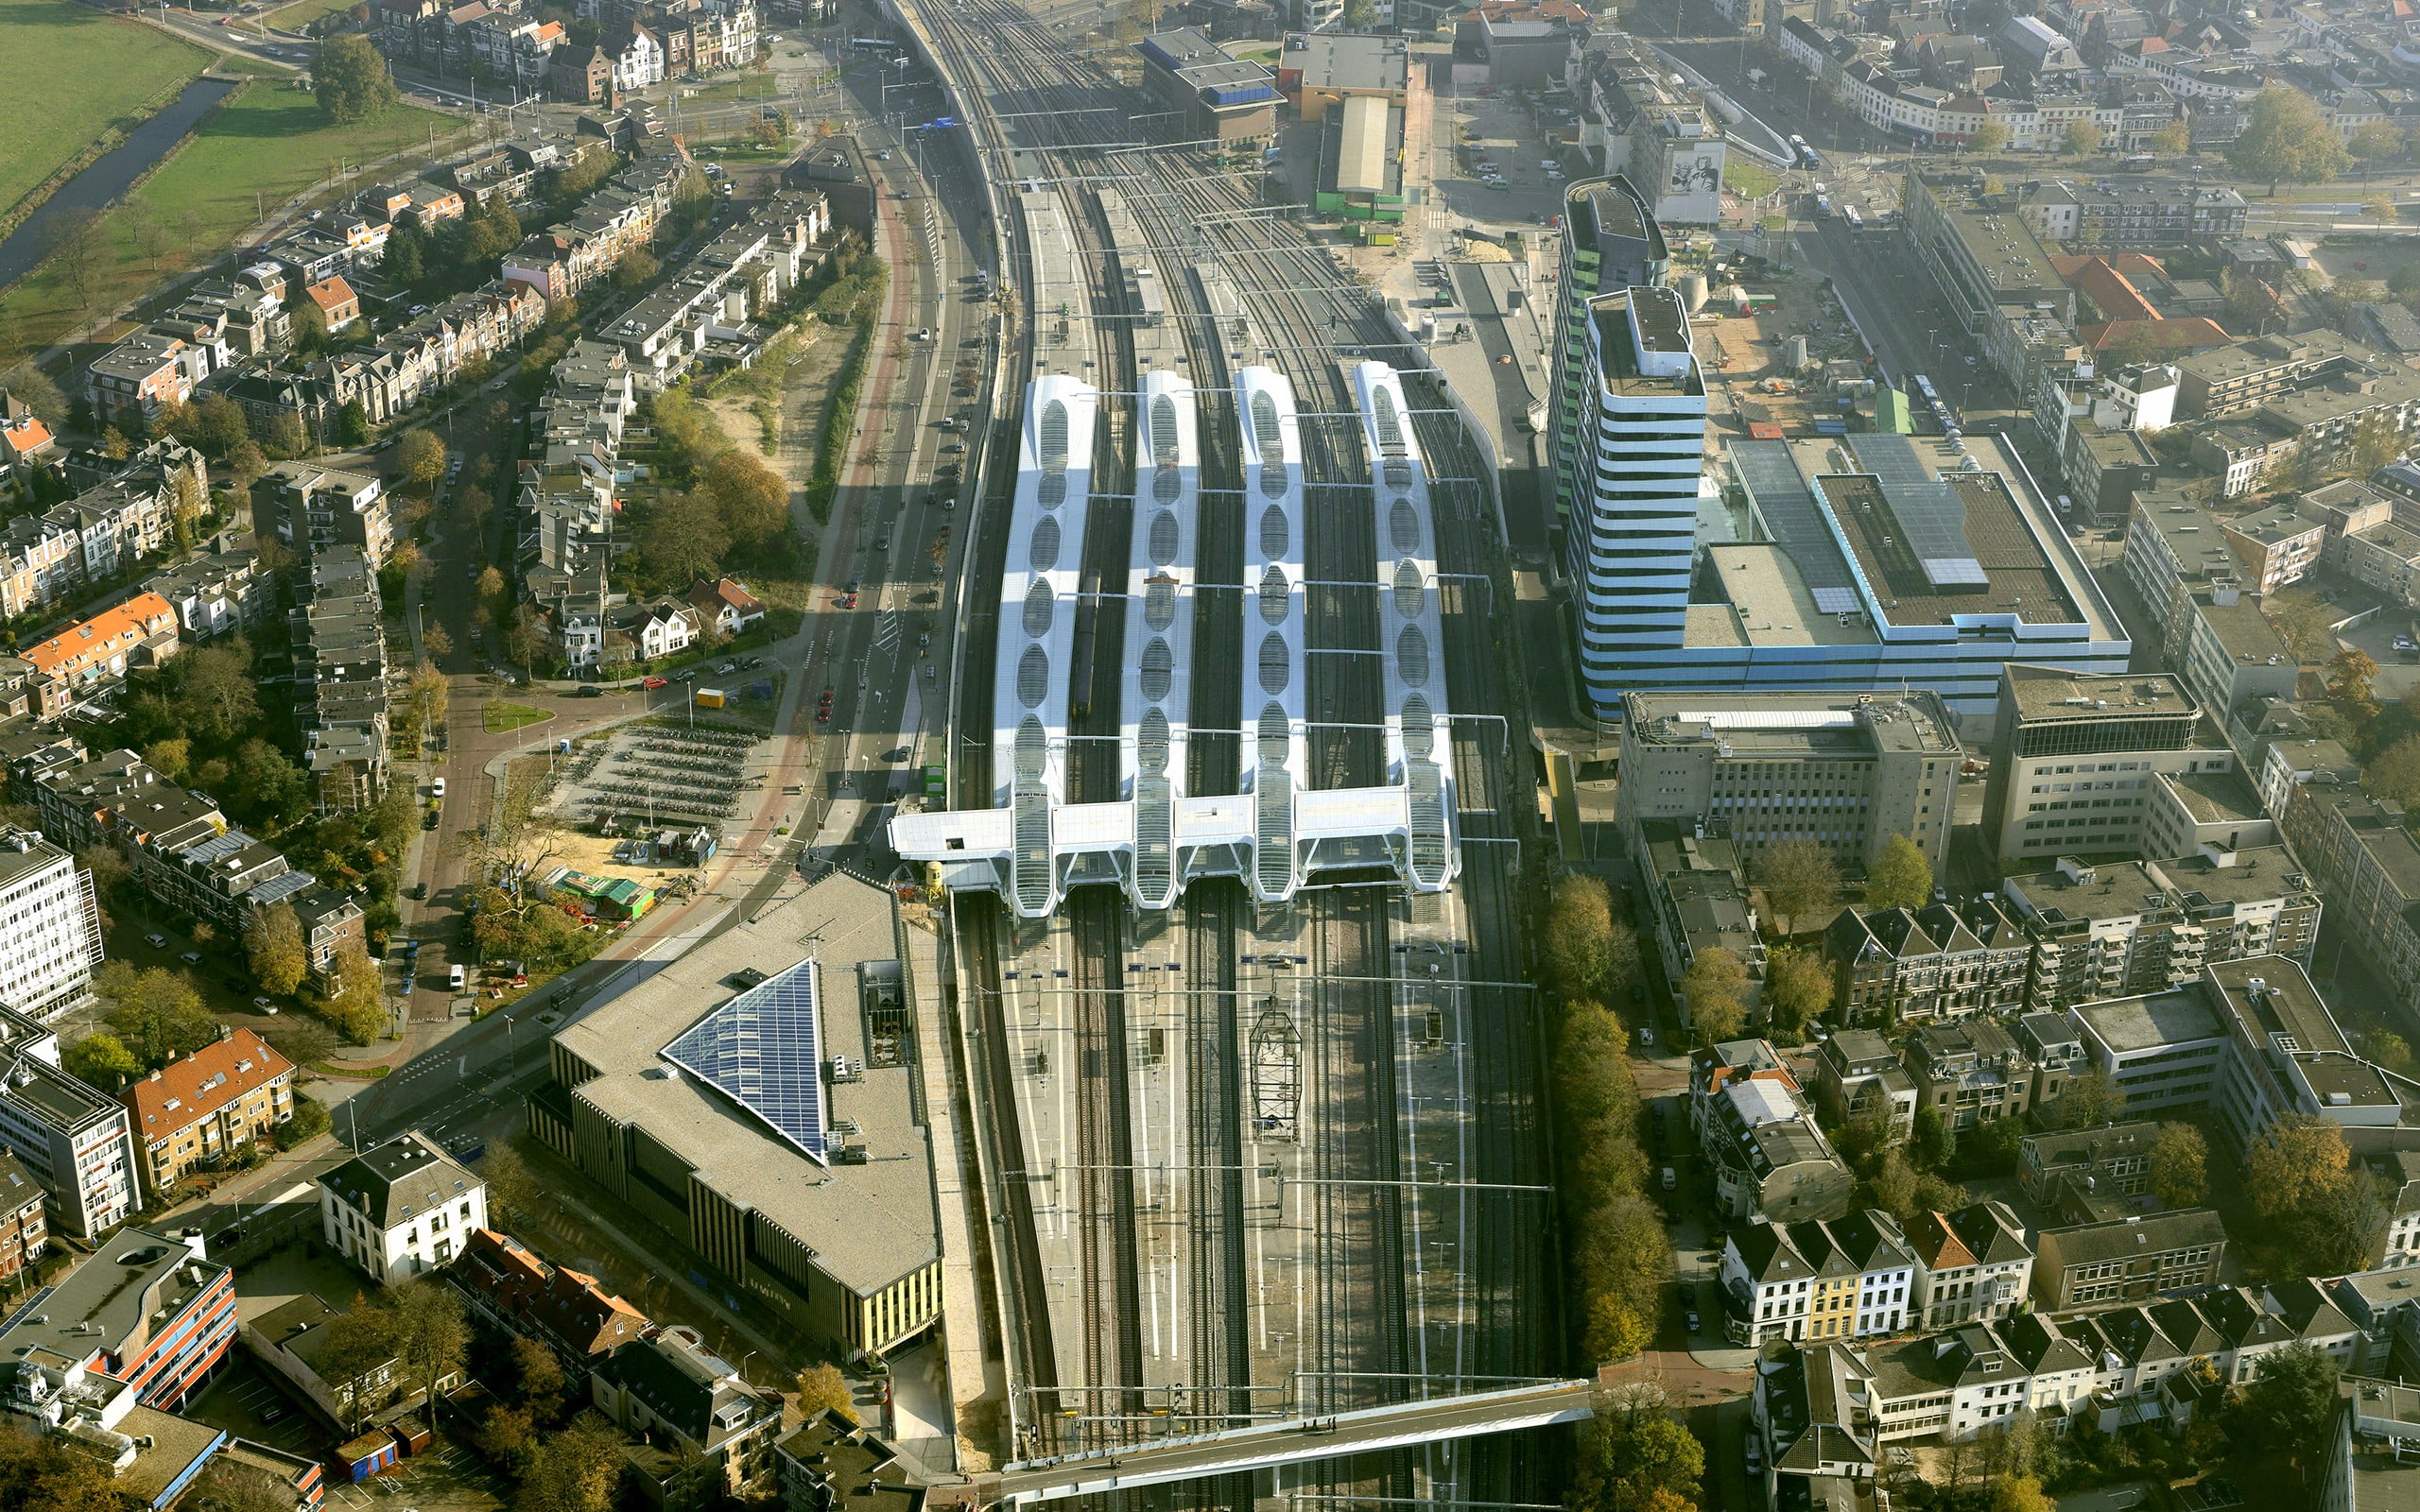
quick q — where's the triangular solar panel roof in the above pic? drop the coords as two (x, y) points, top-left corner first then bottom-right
(660, 957), (828, 1163)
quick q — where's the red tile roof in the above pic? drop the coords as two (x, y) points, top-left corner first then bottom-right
(125, 1029), (294, 1141)
(24, 592), (178, 679)
(458, 1228), (651, 1358)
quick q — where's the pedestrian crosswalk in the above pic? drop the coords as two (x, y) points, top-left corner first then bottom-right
(874, 609), (903, 652)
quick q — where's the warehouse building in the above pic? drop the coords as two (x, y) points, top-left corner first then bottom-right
(1274, 30), (1409, 121)
(536, 873), (942, 1359)
(1316, 93), (1406, 221)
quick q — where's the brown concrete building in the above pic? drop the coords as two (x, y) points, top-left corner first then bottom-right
(0, 1151), (47, 1283)
(123, 1029), (297, 1199)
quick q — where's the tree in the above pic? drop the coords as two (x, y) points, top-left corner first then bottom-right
(2268, 588), (2338, 662)
(612, 248), (662, 291)
(2367, 733), (2420, 808)
(703, 448), (790, 549)
(78, 844), (130, 901)
(638, 493), (733, 589)
(392, 429), (446, 490)
(390, 1280), (469, 1432)
(315, 36), (399, 124)
(1762, 946), (1833, 1042)
(421, 622), (455, 662)
(1756, 839), (1840, 933)
(384, 221), (425, 284)
(284, 1089), (332, 1144)
(2361, 1027), (2415, 1076)
(2061, 120), (2103, 157)
(1572, 1385), (1705, 1512)
(0, 362), (67, 429)
(0, 1422), (127, 1511)
(2352, 120), (2407, 172)
(1969, 119), (2011, 156)
(169, 644), (262, 745)
(1989, 1474), (2055, 1512)
(1539, 874), (1624, 1002)
(1582, 1294), (1652, 1365)
(339, 400), (372, 448)
(1681, 948), (1749, 1045)
(222, 438), (268, 502)
(509, 1334), (566, 1417)
(408, 659), (451, 736)
(290, 298), (331, 356)
(2352, 409), (2406, 478)
(796, 1362), (859, 1424)
(2250, 1111), (2351, 1223)
(2153, 117), (2193, 155)
(2045, 1068), (2126, 1129)
(245, 903), (309, 998)
(1911, 1106), (1957, 1171)
(61, 1030), (141, 1092)
(317, 1293), (399, 1433)
(1864, 833), (1933, 913)
(2148, 1122), (2208, 1209)
(512, 1413), (625, 1512)
(2331, 646), (2383, 729)
(2229, 85), (2353, 191)
(43, 207), (104, 312)
(507, 604), (549, 670)
(480, 1142), (539, 1222)
(1864, 1148), (1969, 1233)
(319, 942), (386, 1043)
(2230, 1343), (2342, 1500)
(97, 961), (218, 1069)
(455, 483), (493, 537)
(2372, 195), (2401, 225)
(476, 1402), (538, 1473)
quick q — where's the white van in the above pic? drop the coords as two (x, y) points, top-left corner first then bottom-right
(448, 964), (465, 991)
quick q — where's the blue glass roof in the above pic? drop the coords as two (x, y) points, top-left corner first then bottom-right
(660, 958), (828, 1163)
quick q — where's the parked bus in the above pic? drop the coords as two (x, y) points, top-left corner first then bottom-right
(852, 35), (902, 52)
(1843, 204), (1864, 231)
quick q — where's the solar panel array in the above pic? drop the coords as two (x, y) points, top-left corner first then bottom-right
(1729, 441), (1859, 609)
(1845, 435), (1988, 590)
(661, 959), (829, 1163)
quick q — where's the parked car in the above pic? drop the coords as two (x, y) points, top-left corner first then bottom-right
(181, 951), (202, 965)
(144, 933), (166, 950)
(642, 675), (668, 690)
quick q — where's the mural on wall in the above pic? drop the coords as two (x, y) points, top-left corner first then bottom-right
(1668, 145), (1723, 196)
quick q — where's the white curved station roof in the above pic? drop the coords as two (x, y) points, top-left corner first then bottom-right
(1121, 368), (1198, 911)
(1231, 366), (1308, 902)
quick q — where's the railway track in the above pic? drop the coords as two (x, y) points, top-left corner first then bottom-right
(910, 0), (1547, 1494)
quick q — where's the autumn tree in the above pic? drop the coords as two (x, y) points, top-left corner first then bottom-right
(1969, 119), (2012, 156)
(2044, 1068), (2126, 1129)
(1864, 833), (1934, 913)
(2251, 1110), (2352, 1223)
(1756, 839), (1840, 933)
(512, 1413), (626, 1512)
(97, 961), (218, 1069)
(1572, 1384), (1706, 1512)
(1989, 1474), (2055, 1512)
(2152, 118), (2192, 155)
(2368, 733), (2420, 809)
(390, 1280), (469, 1432)
(479, 1142), (539, 1223)
(1762, 946), (1833, 1042)
(1863, 1147), (1970, 1233)
(2061, 120), (2103, 157)
(392, 429), (446, 490)
(408, 659), (450, 737)
(1538, 874), (1632, 1002)
(510, 1336), (566, 1416)
(1681, 947), (1749, 1045)
(2148, 1121), (2208, 1209)
(638, 492), (733, 590)
(318, 942), (386, 1043)
(796, 1362), (859, 1424)
(318, 1293), (399, 1433)
(2331, 646), (2383, 729)
(2230, 85), (2353, 191)
(245, 902), (309, 998)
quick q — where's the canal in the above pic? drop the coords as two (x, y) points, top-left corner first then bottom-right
(0, 75), (241, 296)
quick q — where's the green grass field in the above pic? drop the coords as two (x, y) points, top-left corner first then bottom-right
(0, 0), (214, 220)
(1724, 158), (1783, 201)
(0, 78), (461, 352)
(264, 0), (356, 30)
(483, 702), (554, 732)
